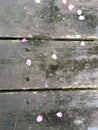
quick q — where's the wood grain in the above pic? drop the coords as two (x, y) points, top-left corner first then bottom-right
(0, 40), (98, 89)
(0, 91), (98, 130)
(0, 0), (97, 38)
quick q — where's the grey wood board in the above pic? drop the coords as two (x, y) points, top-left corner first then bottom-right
(0, 91), (98, 130)
(0, 40), (98, 89)
(0, 0), (98, 37)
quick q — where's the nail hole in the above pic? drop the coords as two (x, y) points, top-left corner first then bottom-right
(25, 77), (30, 81)
(26, 101), (30, 104)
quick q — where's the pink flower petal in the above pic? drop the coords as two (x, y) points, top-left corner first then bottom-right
(77, 9), (82, 15)
(26, 59), (31, 66)
(79, 15), (85, 20)
(67, 3), (74, 11)
(80, 41), (86, 46)
(35, 0), (41, 3)
(36, 115), (43, 122)
(22, 38), (28, 43)
(56, 112), (63, 117)
(61, 0), (66, 5)
(51, 53), (57, 60)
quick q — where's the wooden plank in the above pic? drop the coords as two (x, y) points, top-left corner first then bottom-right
(0, 40), (98, 89)
(0, 91), (98, 130)
(0, 0), (98, 37)
(0, 40), (46, 89)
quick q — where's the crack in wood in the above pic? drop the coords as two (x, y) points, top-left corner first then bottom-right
(13, 114), (17, 130)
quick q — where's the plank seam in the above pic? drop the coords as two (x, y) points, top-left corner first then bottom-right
(0, 37), (97, 41)
(0, 88), (98, 93)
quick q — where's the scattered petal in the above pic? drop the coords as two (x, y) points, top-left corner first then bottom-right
(22, 38), (28, 43)
(79, 15), (85, 20)
(35, 0), (41, 3)
(77, 9), (82, 15)
(61, 0), (66, 5)
(26, 59), (32, 66)
(80, 41), (86, 46)
(67, 3), (74, 11)
(36, 115), (43, 122)
(56, 112), (63, 118)
(51, 53), (57, 60)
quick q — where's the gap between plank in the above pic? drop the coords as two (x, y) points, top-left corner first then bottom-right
(0, 36), (97, 41)
(0, 87), (98, 94)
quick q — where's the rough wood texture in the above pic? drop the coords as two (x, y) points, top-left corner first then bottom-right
(0, 0), (97, 38)
(0, 91), (98, 130)
(0, 40), (98, 89)
(0, 1), (98, 130)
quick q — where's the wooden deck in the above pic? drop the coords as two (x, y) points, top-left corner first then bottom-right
(0, 91), (98, 130)
(0, 0), (98, 38)
(0, 0), (98, 130)
(0, 40), (98, 89)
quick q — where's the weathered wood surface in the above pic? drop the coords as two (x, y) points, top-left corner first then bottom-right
(0, 91), (98, 130)
(0, 0), (98, 38)
(0, 40), (98, 89)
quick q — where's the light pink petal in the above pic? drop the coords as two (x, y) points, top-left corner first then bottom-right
(77, 9), (82, 15)
(35, 0), (41, 3)
(80, 41), (86, 46)
(22, 38), (28, 43)
(79, 15), (85, 20)
(36, 115), (43, 122)
(56, 112), (63, 117)
(67, 3), (74, 11)
(51, 53), (57, 60)
(26, 59), (32, 66)
(61, 0), (66, 5)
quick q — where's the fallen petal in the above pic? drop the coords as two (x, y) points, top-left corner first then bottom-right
(22, 38), (28, 43)
(61, 0), (67, 5)
(52, 53), (57, 60)
(79, 15), (85, 20)
(36, 115), (43, 122)
(35, 0), (41, 3)
(56, 112), (63, 117)
(26, 59), (32, 66)
(80, 41), (86, 46)
(77, 9), (82, 15)
(67, 3), (74, 11)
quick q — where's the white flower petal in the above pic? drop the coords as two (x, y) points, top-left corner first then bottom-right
(77, 9), (82, 15)
(56, 112), (63, 117)
(62, 0), (66, 4)
(26, 59), (32, 66)
(36, 115), (43, 122)
(80, 41), (86, 46)
(67, 4), (74, 11)
(35, 0), (41, 4)
(52, 53), (57, 60)
(79, 15), (85, 20)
